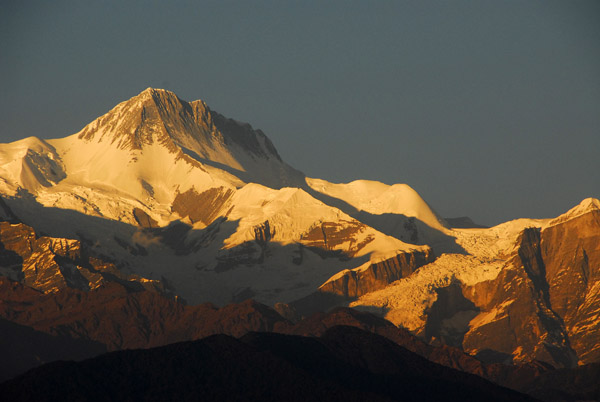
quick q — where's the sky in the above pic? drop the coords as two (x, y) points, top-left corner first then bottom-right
(1, 1), (599, 226)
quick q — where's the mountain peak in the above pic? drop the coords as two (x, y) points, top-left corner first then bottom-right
(68, 88), (303, 188)
(138, 86), (160, 96)
(135, 87), (182, 103)
(548, 197), (600, 226)
(141, 86), (161, 94)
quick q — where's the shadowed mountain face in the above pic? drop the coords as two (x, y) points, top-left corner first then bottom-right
(0, 318), (106, 383)
(0, 277), (290, 353)
(0, 203), (433, 309)
(0, 326), (535, 402)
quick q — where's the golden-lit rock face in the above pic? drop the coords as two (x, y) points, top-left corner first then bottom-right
(0, 221), (161, 294)
(542, 210), (600, 363)
(462, 210), (600, 367)
(462, 228), (577, 367)
(319, 249), (435, 299)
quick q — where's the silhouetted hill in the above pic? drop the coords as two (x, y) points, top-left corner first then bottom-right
(0, 318), (106, 382)
(0, 326), (535, 402)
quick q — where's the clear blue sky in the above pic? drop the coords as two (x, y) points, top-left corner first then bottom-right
(1, 1), (599, 225)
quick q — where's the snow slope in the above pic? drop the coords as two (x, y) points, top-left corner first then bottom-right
(306, 177), (447, 230)
(0, 137), (65, 194)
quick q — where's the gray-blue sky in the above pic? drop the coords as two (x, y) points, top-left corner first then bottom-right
(1, 1), (599, 225)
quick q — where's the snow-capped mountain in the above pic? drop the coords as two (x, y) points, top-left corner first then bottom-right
(0, 88), (303, 224)
(0, 88), (435, 307)
(0, 88), (598, 371)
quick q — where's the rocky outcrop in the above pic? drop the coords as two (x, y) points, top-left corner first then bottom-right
(0, 221), (162, 294)
(171, 186), (234, 225)
(0, 221), (81, 291)
(291, 248), (434, 316)
(301, 220), (374, 259)
(318, 248), (434, 299)
(253, 220), (273, 244)
(132, 207), (158, 228)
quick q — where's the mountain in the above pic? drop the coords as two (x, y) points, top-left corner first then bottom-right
(0, 88), (437, 307)
(0, 326), (535, 402)
(0, 88), (599, 393)
(352, 198), (600, 367)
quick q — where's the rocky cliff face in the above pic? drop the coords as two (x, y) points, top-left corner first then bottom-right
(319, 249), (435, 299)
(541, 209), (600, 364)
(0, 220), (162, 294)
(462, 228), (577, 367)
(289, 248), (435, 317)
(461, 208), (600, 367)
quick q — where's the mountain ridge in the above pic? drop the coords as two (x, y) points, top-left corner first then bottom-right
(0, 326), (536, 402)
